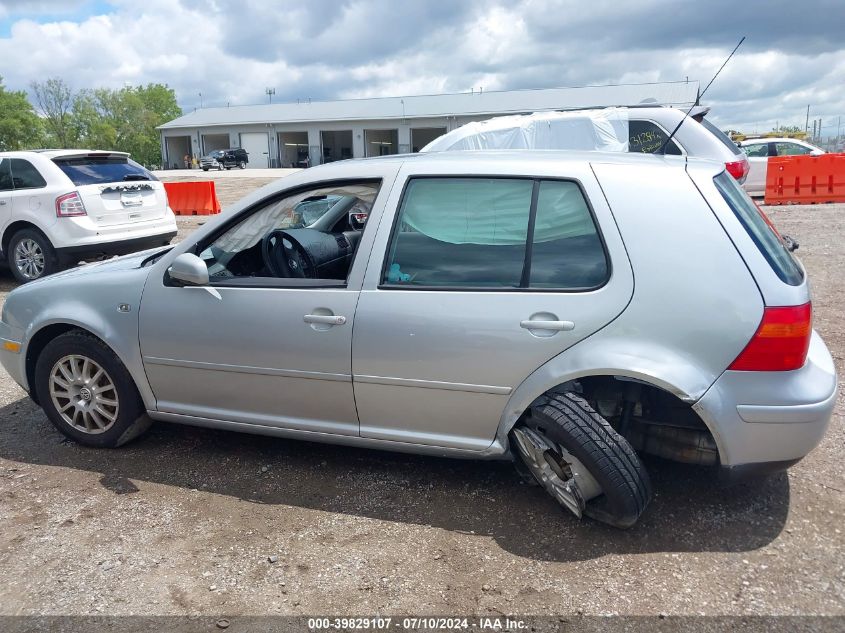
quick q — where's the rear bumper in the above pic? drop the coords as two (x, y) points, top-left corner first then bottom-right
(56, 231), (176, 261)
(694, 330), (837, 472)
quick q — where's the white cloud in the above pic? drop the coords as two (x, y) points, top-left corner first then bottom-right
(0, 0), (843, 135)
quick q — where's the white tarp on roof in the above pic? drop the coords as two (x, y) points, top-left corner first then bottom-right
(420, 108), (630, 153)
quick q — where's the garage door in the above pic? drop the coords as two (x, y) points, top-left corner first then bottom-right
(202, 134), (230, 154)
(239, 133), (269, 168)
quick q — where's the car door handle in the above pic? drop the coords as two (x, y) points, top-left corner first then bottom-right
(520, 319), (575, 331)
(304, 314), (347, 326)
(0, 200), (6, 205)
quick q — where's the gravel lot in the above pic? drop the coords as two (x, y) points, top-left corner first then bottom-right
(0, 171), (842, 622)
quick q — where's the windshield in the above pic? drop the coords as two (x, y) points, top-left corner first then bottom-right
(293, 195), (343, 226)
(54, 156), (157, 185)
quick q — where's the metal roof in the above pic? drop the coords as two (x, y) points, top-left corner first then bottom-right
(158, 81), (699, 130)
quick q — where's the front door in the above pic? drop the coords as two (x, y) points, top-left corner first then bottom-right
(352, 165), (633, 451)
(139, 177), (390, 435)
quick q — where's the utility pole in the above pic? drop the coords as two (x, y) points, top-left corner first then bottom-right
(265, 87), (275, 104)
(805, 104), (810, 133)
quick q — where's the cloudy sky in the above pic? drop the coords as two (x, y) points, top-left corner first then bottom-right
(1, 0), (843, 136)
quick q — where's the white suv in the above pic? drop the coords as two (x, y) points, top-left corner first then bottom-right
(0, 150), (177, 282)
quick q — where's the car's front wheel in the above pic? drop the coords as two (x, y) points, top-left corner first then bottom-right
(239, 161), (246, 169)
(511, 392), (652, 528)
(35, 331), (152, 448)
(7, 228), (59, 283)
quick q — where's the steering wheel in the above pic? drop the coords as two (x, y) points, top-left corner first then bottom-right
(261, 229), (313, 278)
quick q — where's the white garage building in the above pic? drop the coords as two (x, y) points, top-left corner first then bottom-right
(157, 81), (699, 169)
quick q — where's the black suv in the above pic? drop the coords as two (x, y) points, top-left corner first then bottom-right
(200, 148), (249, 171)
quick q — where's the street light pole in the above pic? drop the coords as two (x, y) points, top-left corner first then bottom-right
(266, 88), (275, 104)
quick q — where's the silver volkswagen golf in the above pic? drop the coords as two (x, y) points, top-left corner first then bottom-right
(0, 151), (836, 528)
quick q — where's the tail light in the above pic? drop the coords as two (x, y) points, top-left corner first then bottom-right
(56, 191), (87, 217)
(728, 303), (812, 371)
(725, 158), (750, 182)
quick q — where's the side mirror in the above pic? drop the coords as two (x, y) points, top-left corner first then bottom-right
(168, 252), (210, 286)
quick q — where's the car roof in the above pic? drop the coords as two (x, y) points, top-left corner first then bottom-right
(26, 149), (131, 159)
(741, 137), (811, 145)
(358, 148), (694, 168)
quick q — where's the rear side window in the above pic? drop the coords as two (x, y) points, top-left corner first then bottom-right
(10, 158), (47, 189)
(699, 118), (743, 156)
(53, 156), (157, 186)
(382, 177), (608, 290)
(628, 120), (682, 155)
(776, 142), (812, 156)
(713, 171), (803, 285)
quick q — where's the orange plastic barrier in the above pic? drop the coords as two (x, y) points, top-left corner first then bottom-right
(765, 153), (845, 205)
(163, 181), (221, 215)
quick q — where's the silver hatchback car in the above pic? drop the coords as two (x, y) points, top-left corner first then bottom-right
(0, 151), (836, 528)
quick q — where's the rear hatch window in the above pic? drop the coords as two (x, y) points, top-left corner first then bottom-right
(713, 171), (803, 285)
(53, 155), (165, 227)
(698, 118), (743, 156)
(53, 155), (158, 186)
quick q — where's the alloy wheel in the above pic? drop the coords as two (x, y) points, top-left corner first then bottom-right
(14, 238), (45, 280)
(511, 426), (602, 518)
(48, 354), (120, 434)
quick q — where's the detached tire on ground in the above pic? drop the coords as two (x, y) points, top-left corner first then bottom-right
(7, 228), (59, 283)
(34, 331), (152, 448)
(511, 392), (652, 528)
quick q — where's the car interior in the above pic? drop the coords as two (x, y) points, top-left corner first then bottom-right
(195, 183), (379, 284)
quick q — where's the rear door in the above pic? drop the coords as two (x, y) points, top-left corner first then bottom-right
(52, 153), (167, 227)
(351, 161), (634, 451)
(0, 158), (12, 228)
(741, 142), (770, 196)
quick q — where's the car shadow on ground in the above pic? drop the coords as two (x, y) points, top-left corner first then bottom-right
(0, 397), (789, 562)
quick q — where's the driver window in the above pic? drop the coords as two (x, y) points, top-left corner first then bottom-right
(197, 181), (380, 284)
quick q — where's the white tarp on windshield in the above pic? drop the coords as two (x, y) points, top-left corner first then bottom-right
(420, 108), (630, 153)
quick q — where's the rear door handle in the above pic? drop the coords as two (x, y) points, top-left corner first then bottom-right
(520, 320), (575, 331)
(304, 314), (347, 326)
(0, 200), (6, 205)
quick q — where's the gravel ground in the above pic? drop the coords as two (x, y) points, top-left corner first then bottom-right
(0, 173), (842, 621)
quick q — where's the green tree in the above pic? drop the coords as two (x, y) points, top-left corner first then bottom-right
(0, 76), (43, 150)
(71, 83), (181, 166)
(775, 125), (803, 134)
(30, 77), (76, 147)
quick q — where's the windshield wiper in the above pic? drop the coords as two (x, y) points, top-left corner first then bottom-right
(123, 174), (151, 181)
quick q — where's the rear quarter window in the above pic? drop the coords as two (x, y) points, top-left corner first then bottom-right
(713, 171), (803, 286)
(9, 158), (47, 189)
(627, 120), (682, 155)
(54, 156), (157, 186)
